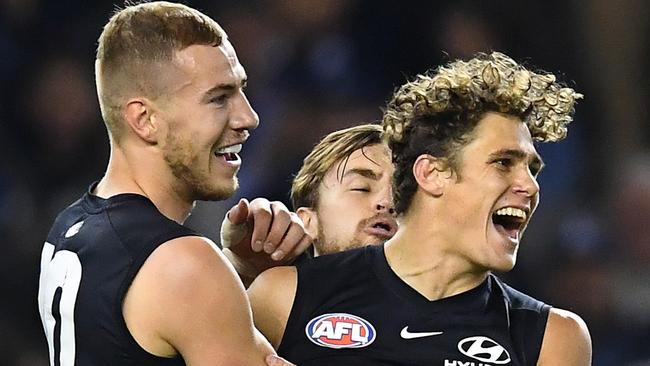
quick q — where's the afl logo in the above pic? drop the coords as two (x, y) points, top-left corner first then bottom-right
(305, 313), (376, 349)
(458, 336), (511, 364)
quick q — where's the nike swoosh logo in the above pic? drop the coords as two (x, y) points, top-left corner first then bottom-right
(400, 326), (443, 339)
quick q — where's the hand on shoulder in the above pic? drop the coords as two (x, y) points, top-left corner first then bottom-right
(222, 198), (312, 282)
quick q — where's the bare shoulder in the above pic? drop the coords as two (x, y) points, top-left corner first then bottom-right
(248, 266), (297, 312)
(249, 265), (297, 294)
(136, 236), (244, 303)
(247, 266), (298, 349)
(123, 235), (275, 364)
(151, 235), (236, 282)
(538, 307), (592, 366)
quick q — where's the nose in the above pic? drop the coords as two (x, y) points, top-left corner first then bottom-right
(230, 91), (259, 132)
(513, 166), (540, 198)
(375, 186), (396, 216)
(376, 203), (396, 216)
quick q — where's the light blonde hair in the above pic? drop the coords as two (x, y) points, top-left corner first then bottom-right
(382, 52), (583, 214)
(95, 1), (225, 141)
(291, 124), (383, 209)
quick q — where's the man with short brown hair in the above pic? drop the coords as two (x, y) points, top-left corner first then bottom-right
(38, 2), (305, 365)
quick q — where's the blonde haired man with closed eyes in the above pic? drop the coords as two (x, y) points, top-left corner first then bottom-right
(291, 124), (397, 257)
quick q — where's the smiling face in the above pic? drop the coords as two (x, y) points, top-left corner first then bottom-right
(156, 41), (258, 201)
(437, 112), (543, 272)
(306, 144), (397, 256)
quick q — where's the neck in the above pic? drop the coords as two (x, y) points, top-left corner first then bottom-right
(94, 142), (194, 224)
(385, 207), (488, 301)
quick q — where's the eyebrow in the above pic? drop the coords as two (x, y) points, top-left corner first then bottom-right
(488, 148), (545, 169)
(341, 168), (381, 181)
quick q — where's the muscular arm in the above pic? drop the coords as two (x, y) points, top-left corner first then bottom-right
(537, 308), (592, 366)
(247, 266), (298, 349)
(123, 236), (278, 365)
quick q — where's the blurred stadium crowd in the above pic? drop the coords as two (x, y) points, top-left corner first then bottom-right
(0, 0), (648, 365)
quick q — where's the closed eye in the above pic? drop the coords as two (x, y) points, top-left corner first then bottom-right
(351, 187), (370, 192)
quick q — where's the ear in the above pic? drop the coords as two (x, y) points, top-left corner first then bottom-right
(412, 154), (451, 197)
(124, 97), (159, 144)
(296, 207), (319, 239)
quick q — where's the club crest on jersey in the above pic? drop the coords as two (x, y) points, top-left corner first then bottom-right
(305, 313), (376, 349)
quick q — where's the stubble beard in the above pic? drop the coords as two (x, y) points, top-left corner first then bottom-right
(313, 213), (392, 256)
(163, 131), (238, 202)
(313, 219), (367, 256)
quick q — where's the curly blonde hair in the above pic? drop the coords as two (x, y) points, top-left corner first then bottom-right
(382, 52), (583, 214)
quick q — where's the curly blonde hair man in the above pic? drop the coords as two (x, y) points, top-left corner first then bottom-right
(383, 51), (582, 214)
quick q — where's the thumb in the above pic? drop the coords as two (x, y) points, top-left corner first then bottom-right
(220, 198), (251, 249)
(227, 198), (250, 225)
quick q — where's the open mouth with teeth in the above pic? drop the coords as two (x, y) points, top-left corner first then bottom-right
(214, 144), (242, 162)
(491, 207), (527, 241)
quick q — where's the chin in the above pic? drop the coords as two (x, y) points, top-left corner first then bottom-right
(195, 179), (238, 201)
(491, 255), (517, 273)
(493, 262), (516, 273)
(315, 239), (366, 256)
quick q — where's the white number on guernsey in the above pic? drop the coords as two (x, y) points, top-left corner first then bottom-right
(38, 242), (82, 366)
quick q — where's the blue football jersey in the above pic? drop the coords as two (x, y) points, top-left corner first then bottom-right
(279, 244), (550, 366)
(38, 184), (196, 366)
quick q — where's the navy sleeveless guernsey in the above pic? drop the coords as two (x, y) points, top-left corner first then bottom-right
(278, 244), (550, 366)
(38, 185), (197, 366)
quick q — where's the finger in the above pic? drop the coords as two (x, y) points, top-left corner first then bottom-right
(249, 198), (273, 252)
(227, 198), (250, 225)
(265, 354), (295, 366)
(284, 212), (312, 258)
(263, 201), (292, 254)
(271, 218), (308, 261)
(284, 232), (313, 261)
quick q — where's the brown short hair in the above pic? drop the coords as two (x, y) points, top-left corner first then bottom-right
(383, 52), (583, 214)
(95, 1), (224, 141)
(291, 124), (383, 209)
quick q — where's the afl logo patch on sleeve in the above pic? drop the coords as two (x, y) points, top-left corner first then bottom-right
(305, 313), (376, 349)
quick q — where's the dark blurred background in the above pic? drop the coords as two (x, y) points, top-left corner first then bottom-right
(1, 0), (649, 365)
